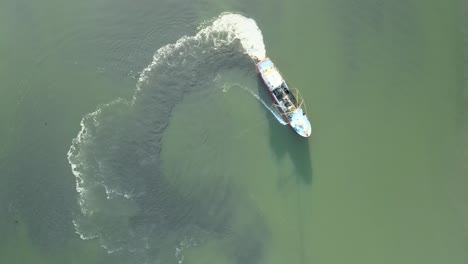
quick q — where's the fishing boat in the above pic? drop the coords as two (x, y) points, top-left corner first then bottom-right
(256, 57), (312, 137)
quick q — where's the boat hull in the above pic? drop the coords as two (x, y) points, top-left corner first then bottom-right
(255, 57), (312, 137)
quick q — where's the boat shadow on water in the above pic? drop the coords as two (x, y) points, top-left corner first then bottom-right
(255, 79), (313, 185)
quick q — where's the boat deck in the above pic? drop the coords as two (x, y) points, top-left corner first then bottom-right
(256, 57), (312, 137)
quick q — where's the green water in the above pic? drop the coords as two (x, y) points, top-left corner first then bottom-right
(1, 0), (467, 263)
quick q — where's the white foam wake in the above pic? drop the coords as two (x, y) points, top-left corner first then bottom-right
(205, 13), (266, 60)
(67, 99), (129, 217)
(175, 237), (198, 264)
(137, 12), (266, 92)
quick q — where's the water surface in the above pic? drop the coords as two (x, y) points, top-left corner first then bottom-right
(1, 0), (467, 263)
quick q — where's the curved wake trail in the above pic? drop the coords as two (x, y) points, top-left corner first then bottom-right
(136, 13), (266, 94)
(67, 12), (272, 264)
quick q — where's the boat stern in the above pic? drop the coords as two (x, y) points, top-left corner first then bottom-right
(255, 57), (272, 73)
(290, 108), (312, 137)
